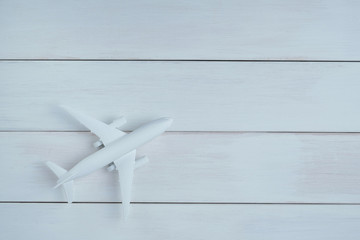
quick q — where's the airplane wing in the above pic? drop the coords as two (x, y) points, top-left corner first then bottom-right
(61, 105), (126, 146)
(113, 150), (136, 219)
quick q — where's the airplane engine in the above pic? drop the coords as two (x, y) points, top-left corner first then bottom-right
(106, 156), (149, 172)
(93, 117), (126, 149)
(93, 140), (104, 149)
(106, 162), (116, 172)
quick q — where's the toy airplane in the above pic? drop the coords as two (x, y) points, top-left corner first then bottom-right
(46, 106), (173, 219)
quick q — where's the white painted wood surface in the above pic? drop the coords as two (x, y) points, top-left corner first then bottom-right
(1, 0), (359, 238)
(2, 61), (360, 131)
(1, 132), (360, 203)
(1, 203), (359, 240)
(0, 0), (359, 60)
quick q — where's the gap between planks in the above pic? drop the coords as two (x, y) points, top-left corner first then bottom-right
(3, 130), (360, 134)
(1, 59), (360, 62)
(1, 201), (360, 205)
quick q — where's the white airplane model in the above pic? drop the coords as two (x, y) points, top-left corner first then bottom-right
(46, 106), (173, 219)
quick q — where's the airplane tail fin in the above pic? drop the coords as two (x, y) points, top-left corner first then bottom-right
(46, 161), (74, 204)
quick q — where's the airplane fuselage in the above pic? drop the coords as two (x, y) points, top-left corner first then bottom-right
(58, 117), (172, 185)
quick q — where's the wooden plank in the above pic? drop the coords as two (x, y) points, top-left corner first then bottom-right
(0, 0), (359, 60)
(1, 203), (359, 240)
(1, 132), (360, 203)
(1, 61), (360, 131)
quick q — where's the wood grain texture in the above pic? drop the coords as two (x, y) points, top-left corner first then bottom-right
(1, 132), (360, 203)
(1, 203), (359, 240)
(0, 0), (359, 60)
(2, 61), (360, 131)
(1, 0), (358, 239)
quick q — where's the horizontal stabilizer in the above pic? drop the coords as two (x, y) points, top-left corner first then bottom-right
(62, 181), (74, 204)
(46, 161), (74, 203)
(46, 161), (67, 177)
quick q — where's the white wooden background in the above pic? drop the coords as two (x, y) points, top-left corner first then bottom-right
(1, 0), (360, 239)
